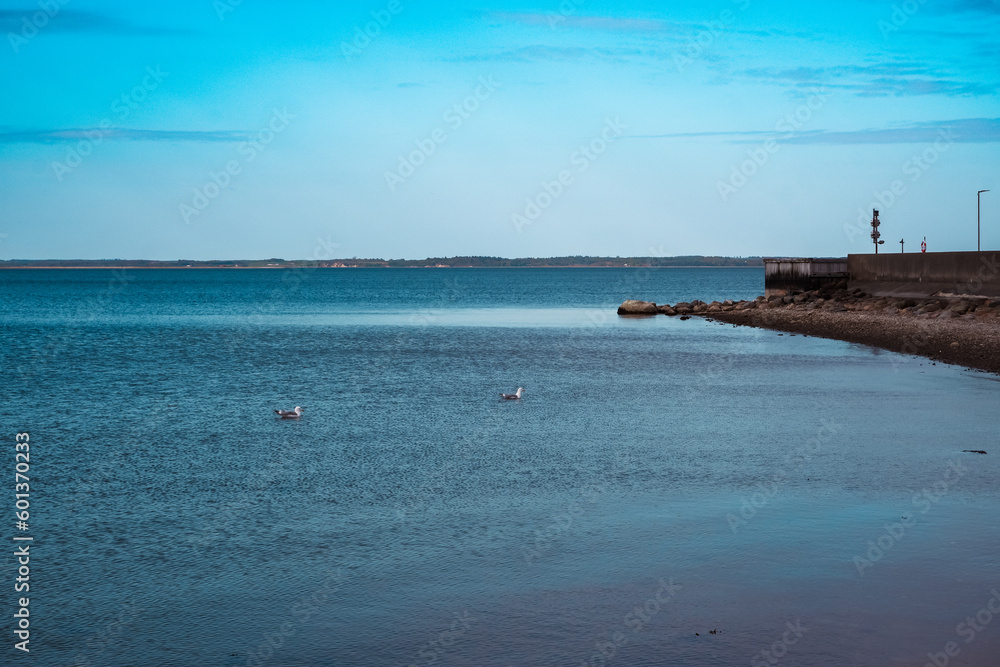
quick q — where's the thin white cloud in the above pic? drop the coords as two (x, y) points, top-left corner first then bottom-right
(779, 118), (1000, 144)
(0, 129), (253, 143)
(630, 118), (1000, 144)
(739, 64), (996, 97)
(0, 10), (193, 36)
(940, 0), (1000, 13)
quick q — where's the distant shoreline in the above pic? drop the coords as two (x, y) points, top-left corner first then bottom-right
(0, 265), (765, 270)
(0, 256), (764, 270)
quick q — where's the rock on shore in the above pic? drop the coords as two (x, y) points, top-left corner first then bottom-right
(619, 281), (1000, 374)
(617, 300), (659, 315)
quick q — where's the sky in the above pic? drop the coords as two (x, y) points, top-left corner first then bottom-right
(0, 0), (998, 260)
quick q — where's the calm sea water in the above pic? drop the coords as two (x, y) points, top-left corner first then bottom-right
(2, 268), (998, 667)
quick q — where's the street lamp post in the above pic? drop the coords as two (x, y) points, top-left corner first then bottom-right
(979, 190), (990, 252)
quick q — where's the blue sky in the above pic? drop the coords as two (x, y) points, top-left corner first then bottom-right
(1, 0), (998, 260)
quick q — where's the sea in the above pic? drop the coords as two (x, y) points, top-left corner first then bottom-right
(2, 267), (998, 666)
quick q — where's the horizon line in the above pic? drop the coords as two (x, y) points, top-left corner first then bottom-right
(0, 254), (766, 263)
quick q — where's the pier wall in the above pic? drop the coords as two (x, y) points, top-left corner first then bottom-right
(763, 258), (848, 296)
(848, 251), (1000, 298)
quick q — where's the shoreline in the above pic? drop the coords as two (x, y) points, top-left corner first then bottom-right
(619, 286), (1000, 375)
(707, 307), (1000, 375)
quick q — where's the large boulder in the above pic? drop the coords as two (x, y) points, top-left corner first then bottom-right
(618, 300), (658, 315)
(658, 304), (678, 316)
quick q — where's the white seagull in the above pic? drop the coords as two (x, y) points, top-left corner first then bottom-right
(500, 388), (525, 400)
(274, 406), (304, 418)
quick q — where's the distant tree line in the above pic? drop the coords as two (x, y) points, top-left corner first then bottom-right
(0, 256), (764, 268)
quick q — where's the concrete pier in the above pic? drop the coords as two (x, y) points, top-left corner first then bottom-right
(848, 251), (1000, 299)
(763, 257), (847, 297)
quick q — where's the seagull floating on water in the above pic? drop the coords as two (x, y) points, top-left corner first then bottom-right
(274, 406), (304, 418)
(500, 388), (525, 400)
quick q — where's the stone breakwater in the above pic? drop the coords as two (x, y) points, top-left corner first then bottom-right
(618, 281), (1000, 374)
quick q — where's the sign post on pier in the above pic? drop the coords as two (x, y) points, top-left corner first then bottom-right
(979, 190), (990, 252)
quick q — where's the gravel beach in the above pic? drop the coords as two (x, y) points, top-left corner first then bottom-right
(708, 306), (1000, 375)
